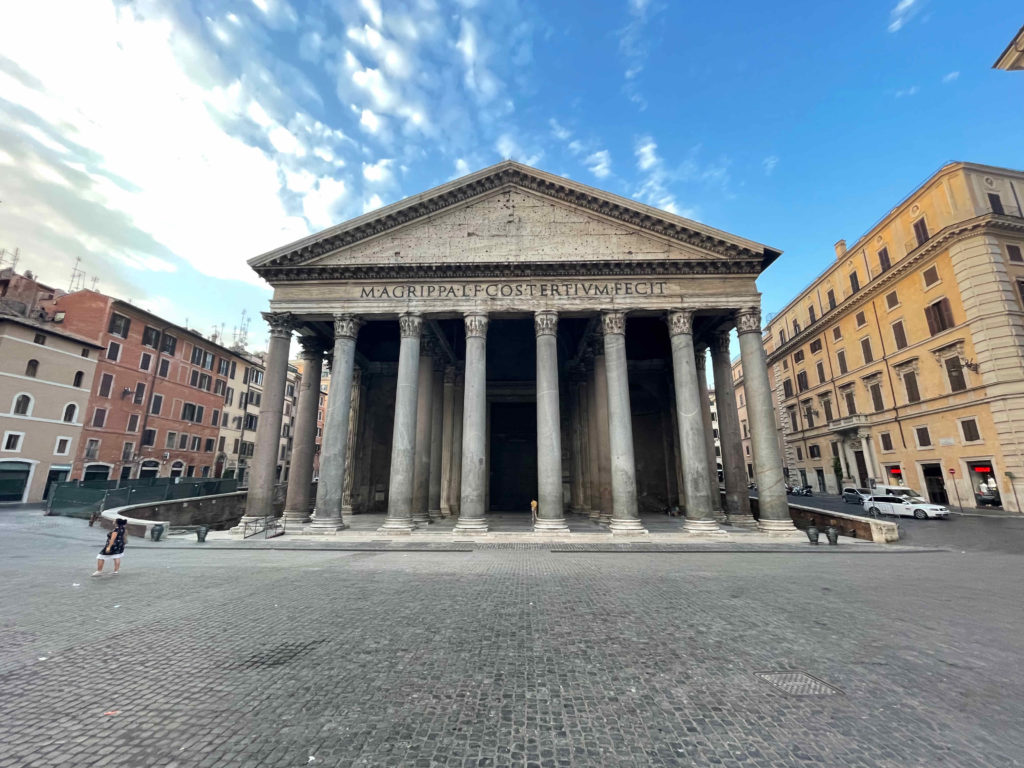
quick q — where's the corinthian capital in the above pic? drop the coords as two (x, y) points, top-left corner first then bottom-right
(263, 312), (297, 339)
(711, 329), (732, 355)
(666, 310), (693, 337)
(601, 310), (626, 336)
(333, 314), (363, 341)
(398, 312), (422, 339)
(694, 344), (708, 370)
(734, 307), (762, 335)
(298, 335), (329, 359)
(534, 310), (558, 337)
(464, 313), (488, 339)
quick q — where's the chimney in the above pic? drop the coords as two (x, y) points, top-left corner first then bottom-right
(834, 239), (847, 258)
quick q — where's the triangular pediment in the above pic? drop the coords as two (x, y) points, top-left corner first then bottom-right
(249, 161), (779, 281)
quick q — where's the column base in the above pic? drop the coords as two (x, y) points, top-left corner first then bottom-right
(608, 517), (648, 535)
(758, 518), (799, 535)
(428, 507), (442, 520)
(683, 518), (724, 534)
(411, 512), (432, 525)
(440, 505), (452, 518)
(377, 518), (415, 535)
(588, 509), (602, 521)
(280, 512), (312, 526)
(452, 518), (488, 535)
(307, 516), (348, 533)
(229, 515), (274, 535)
(725, 514), (759, 529)
(598, 512), (612, 525)
(712, 509), (728, 524)
(533, 517), (570, 533)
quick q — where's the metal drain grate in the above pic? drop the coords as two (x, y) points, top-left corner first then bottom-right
(755, 672), (842, 696)
(231, 640), (326, 670)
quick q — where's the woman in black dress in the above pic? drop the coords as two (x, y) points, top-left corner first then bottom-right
(93, 518), (127, 576)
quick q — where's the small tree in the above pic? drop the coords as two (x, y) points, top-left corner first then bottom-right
(832, 456), (844, 488)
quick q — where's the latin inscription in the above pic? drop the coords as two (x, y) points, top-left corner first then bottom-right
(359, 281), (668, 300)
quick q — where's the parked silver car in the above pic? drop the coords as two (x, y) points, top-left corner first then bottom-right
(842, 487), (871, 504)
(864, 495), (950, 519)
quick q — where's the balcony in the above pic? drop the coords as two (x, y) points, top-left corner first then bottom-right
(828, 414), (869, 433)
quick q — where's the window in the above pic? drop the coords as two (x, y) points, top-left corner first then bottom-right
(122, 442), (134, 461)
(233, 438), (240, 453)
(808, 306), (816, 323)
(62, 403), (77, 423)
(93, 408), (107, 428)
(961, 418), (980, 443)
(822, 399), (834, 422)
(809, 444), (821, 459)
(166, 431), (177, 449)
(987, 193), (1005, 215)
(81, 348), (90, 358)
(225, 387), (234, 406)
(914, 425), (931, 447)
(33, 333), (46, 345)
(133, 382), (146, 405)
(161, 334), (177, 356)
(73, 370), (84, 387)
(211, 409), (220, 426)
(802, 401), (814, 428)
(795, 446), (803, 461)
(903, 371), (921, 403)
(178, 433), (189, 450)
(182, 403), (197, 421)
(55, 437), (70, 456)
(832, 326), (842, 341)
(855, 311), (866, 328)
(218, 436), (226, 452)
(792, 319), (801, 335)
(140, 352), (152, 371)
(158, 359), (170, 378)
(204, 438), (214, 452)
(826, 289), (836, 310)
(1008, 244), (1023, 263)
(127, 414), (139, 432)
(214, 379), (226, 396)
(3, 432), (23, 451)
(809, 339), (822, 354)
(870, 382), (884, 412)
(923, 265), (940, 287)
(880, 432), (893, 451)
(861, 337), (873, 364)
(150, 394), (163, 415)
(25, 359), (38, 377)
(230, 360), (237, 378)
(218, 358), (230, 376)
(878, 247), (891, 272)
(794, 350), (805, 363)
(924, 298), (954, 335)
(783, 379), (794, 399)
(843, 389), (857, 416)
(196, 405), (205, 423)
(782, 359), (789, 370)
(816, 361), (826, 384)
(142, 326), (160, 348)
(13, 394), (31, 415)
(142, 429), (156, 448)
(108, 313), (131, 338)
(945, 357), (967, 392)
(885, 291), (899, 309)
(251, 370), (264, 386)
(837, 350), (848, 374)
(913, 218), (929, 246)
(244, 413), (258, 431)
(796, 371), (808, 392)
(190, 436), (201, 451)
(98, 373), (113, 398)
(892, 320), (908, 350)
(850, 272), (860, 293)
(787, 407), (799, 431)
(249, 392), (261, 407)
(106, 341), (121, 361)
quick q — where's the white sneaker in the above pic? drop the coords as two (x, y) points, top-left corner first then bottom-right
(112, 571), (119, 575)
(91, 571), (102, 577)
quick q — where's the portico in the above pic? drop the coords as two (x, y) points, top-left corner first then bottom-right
(243, 161), (795, 536)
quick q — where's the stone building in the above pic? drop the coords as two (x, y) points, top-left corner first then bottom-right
(994, 25), (1024, 71)
(241, 161), (795, 535)
(735, 161), (1024, 510)
(0, 309), (101, 502)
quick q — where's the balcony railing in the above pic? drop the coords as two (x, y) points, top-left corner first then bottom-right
(828, 414), (869, 432)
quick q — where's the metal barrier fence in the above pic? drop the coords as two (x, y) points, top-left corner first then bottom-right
(47, 477), (240, 519)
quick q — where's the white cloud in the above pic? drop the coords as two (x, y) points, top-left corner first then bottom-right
(942, 71), (959, 83)
(888, 0), (920, 32)
(454, 157), (471, 176)
(363, 192), (384, 213)
(762, 155), (779, 175)
(894, 85), (919, 98)
(359, 0), (383, 29)
(584, 150), (612, 179)
(302, 177), (348, 230)
(635, 137), (659, 171)
(549, 119), (571, 141)
(360, 108), (382, 133)
(362, 157), (393, 184)
(495, 133), (542, 166)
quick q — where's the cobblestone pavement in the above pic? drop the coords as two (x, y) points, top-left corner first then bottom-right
(1, 510), (1023, 767)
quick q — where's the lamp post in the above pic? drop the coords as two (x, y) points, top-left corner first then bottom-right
(948, 467), (962, 513)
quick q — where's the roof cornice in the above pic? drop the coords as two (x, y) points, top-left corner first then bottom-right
(249, 161), (780, 276)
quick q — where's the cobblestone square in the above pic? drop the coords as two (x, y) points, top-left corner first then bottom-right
(1, 510), (1022, 767)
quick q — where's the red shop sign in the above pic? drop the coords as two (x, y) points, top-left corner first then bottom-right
(972, 466), (992, 473)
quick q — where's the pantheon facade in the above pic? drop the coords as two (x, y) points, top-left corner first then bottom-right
(243, 162), (795, 536)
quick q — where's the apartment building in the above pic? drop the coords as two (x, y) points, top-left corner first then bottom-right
(735, 162), (1024, 510)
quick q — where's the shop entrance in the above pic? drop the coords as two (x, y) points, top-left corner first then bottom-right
(921, 463), (949, 505)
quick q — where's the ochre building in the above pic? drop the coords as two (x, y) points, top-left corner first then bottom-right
(244, 161), (796, 535)
(735, 162), (1024, 511)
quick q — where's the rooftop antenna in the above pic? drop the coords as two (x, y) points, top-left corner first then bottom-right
(232, 308), (250, 351)
(68, 256), (85, 292)
(0, 247), (19, 271)
(89, 276), (99, 291)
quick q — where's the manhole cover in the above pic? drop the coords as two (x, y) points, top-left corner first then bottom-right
(755, 672), (842, 696)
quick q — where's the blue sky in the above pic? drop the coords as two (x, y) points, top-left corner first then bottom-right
(0, 0), (1021, 350)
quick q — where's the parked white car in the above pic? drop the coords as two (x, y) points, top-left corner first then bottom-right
(863, 495), (950, 519)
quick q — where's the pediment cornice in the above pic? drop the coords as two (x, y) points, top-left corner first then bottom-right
(250, 161), (780, 278)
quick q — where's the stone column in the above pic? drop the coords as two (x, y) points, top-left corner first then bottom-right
(668, 311), (718, 533)
(736, 307), (797, 533)
(242, 313), (295, 523)
(309, 315), (362, 532)
(340, 366), (363, 515)
(428, 361), (444, 519)
(379, 313), (421, 534)
(860, 432), (878, 486)
(534, 311), (569, 532)
(585, 355), (602, 521)
(843, 439), (858, 484)
(695, 344), (726, 522)
(411, 340), (435, 525)
(439, 366), (456, 517)
(454, 313), (489, 535)
(602, 311), (646, 534)
(282, 336), (327, 525)
(449, 370), (464, 516)
(592, 343), (614, 523)
(710, 329), (756, 527)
